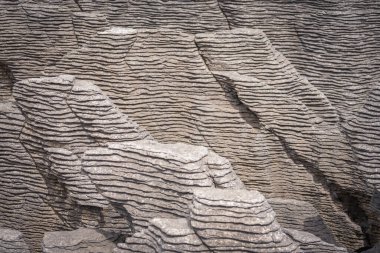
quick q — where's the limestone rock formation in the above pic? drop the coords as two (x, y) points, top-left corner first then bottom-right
(268, 198), (336, 244)
(285, 229), (347, 253)
(0, 1), (379, 252)
(189, 189), (299, 252)
(115, 189), (302, 253)
(0, 229), (30, 253)
(42, 228), (117, 253)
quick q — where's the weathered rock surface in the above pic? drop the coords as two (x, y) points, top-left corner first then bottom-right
(115, 189), (302, 253)
(0, 1), (379, 252)
(268, 198), (336, 245)
(285, 229), (347, 253)
(0, 229), (30, 253)
(82, 140), (243, 231)
(115, 218), (209, 253)
(0, 100), (64, 251)
(1, 74), (341, 252)
(42, 228), (117, 253)
(189, 189), (300, 252)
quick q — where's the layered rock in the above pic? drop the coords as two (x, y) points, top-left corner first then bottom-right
(218, 0), (380, 123)
(190, 189), (299, 252)
(7, 75), (251, 251)
(0, 229), (30, 253)
(9, 75), (152, 247)
(285, 229), (347, 253)
(115, 218), (209, 253)
(195, 28), (368, 249)
(115, 189), (302, 253)
(42, 228), (117, 253)
(81, 138), (243, 231)
(269, 198), (336, 244)
(0, 1), (378, 252)
(0, 100), (64, 251)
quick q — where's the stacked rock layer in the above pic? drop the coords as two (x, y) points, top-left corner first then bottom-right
(0, 1), (379, 252)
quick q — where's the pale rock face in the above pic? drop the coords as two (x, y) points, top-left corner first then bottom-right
(115, 218), (210, 253)
(0, 1), (379, 252)
(189, 188), (299, 252)
(115, 189), (303, 253)
(0, 229), (30, 253)
(42, 228), (117, 253)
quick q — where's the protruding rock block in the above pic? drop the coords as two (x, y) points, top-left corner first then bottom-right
(0, 229), (30, 253)
(115, 218), (208, 253)
(82, 140), (244, 230)
(190, 188), (300, 252)
(42, 228), (117, 253)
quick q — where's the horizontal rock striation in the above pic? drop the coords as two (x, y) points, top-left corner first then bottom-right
(9, 75), (154, 247)
(115, 218), (209, 253)
(0, 229), (30, 253)
(0, 1), (378, 252)
(285, 229), (347, 253)
(76, 0), (230, 33)
(4, 74), (339, 252)
(195, 29), (369, 249)
(82, 139), (244, 230)
(190, 188), (300, 252)
(269, 198), (336, 245)
(115, 189), (302, 253)
(218, 0), (380, 123)
(0, 100), (64, 252)
(42, 228), (117, 253)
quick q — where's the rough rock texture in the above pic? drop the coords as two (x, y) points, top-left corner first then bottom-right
(42, 228), (117, 253)
(0, 1), (379, 252)
(268, 198), (336, 245)
(189, 189), (299, 252)
(0, 100), (64, 251)
(285, 229), (347, 253)
(1, 74), (341, 253)
(115, 189), (302, 253)
(115, 218), (209, 253)
(0, 229), (30, 253)
(81, 140), (243, 231)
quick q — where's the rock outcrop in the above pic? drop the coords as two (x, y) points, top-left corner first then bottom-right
(0, 229), (30, 253)
(115, 189), (302, 253)
(42, 228), (117, 253)
(0, 1), (379, 252)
